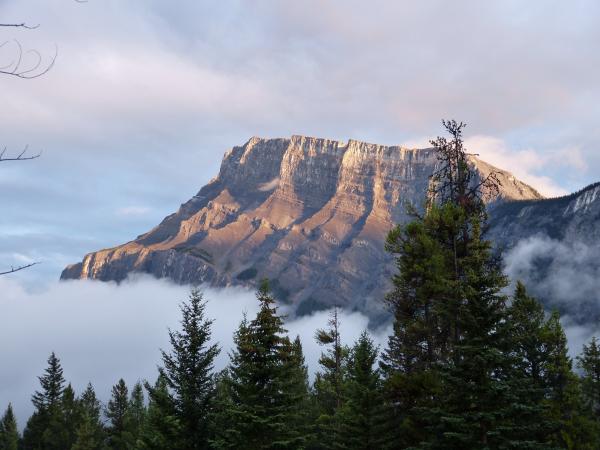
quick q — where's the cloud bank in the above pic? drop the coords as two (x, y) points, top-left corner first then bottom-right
(504, 235), (600, 357)
(0, 276), (389, 426)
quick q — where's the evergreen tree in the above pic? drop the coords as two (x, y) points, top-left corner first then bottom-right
(71, 415), (101, 450)
(209, 369), (238, 449)
(281, 335), (314, 449)
(129, 381), (147, 444)
(542, 312), (598, 448)
(429, 219), (516, 449)
(577, 336), (600, 419)
(211, 280), (308, 449)
(338, 331), (384, 450)
(32, 352), (65, 411)
(148, 287), (219, 450)
(313, 307), (349, 449)
(22, 352), (68, 450)
(105, 378), (133, 450)
(503, 282), (550, 446)
(381, 121), (546, 448)
(139, 375), (180, 450)
(507, 282), (547, 388)
(380, 205), (452, 448)
(0, 403), (19, 450)
(62, 383), (80, 448)
(76, 383), (105, 448)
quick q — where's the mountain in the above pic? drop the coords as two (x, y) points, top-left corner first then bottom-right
(61, 135), (542, 320)
(488, 182), (600, 247)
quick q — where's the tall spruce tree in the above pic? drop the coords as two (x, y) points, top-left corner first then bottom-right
(129, 381), (147, 445)
(22, 352), (68, 450)
(211, 280), (309, 449)
(313, 307), (349, 449)
(281, 335), (314, 448)
(106, 378), (133, 450)
(380, 204), (452, 448)
(62, 383), (80, 448)
(429, 219), (516, 448)
(542, 312), (598, 447)
(503, 281), (550, 446)
(0, 403), (19, 450)
(74, 382), (105, 449)
(338, 331), (385, 450)
(139, 375), (180, 450)
(381, 120), (547, 448)
(148, 287), (220, 450)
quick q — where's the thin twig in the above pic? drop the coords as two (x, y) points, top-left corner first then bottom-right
(0, 40), (57, 79)
(0, 145), (42, 162)
(0, 262), (39, 276)
(0, 23), (40, 30)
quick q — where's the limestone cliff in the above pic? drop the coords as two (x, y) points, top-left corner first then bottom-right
(61, 135), (542, 319)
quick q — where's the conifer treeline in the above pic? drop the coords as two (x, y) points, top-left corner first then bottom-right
(2, 121), (600, 449)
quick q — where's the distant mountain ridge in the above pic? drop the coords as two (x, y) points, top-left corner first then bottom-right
(61, 135), (544, 320)
(488, 182), (600, 246)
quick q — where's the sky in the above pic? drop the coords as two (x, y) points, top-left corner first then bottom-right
(2, 0), (600, 424)
(1, 0), (600, 282)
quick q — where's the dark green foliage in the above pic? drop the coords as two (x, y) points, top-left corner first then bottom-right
(129, 382), (146, 444)
(0, 403), (19, 450)
(32, 352), (65, 411)
(380, 204), (453, 448)
(577, 336), (600, 419)
(338, 331), (385, 450)
(74, 382), (106, 449)
(503, 282), (551, 445)
(105, 379), (133, 450)
(71, 415), (101, 450)
(139, 376), (180, 450)
(61, 384), (81, 448)
(21, 352), (69, 450)
(541, 312), (598, 447)
(313, 307), (349, 449)
(148, 287), (220, 450)
(380, 121), (582, 449)
(427, 219), (517, 449)
(210, 280), (309, 449)
(281, 336), (314, 448)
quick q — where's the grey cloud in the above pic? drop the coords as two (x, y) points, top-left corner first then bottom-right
(500, 234), (600, 364)
(504, 235), (600, 354)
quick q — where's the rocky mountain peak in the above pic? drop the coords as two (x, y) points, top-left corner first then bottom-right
(61, 135), (543, 320)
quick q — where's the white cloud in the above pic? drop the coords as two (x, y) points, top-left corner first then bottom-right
(258, 177), (280, 192)
(116, 206), (151, 217)
(0, 276), (390, 426)
(465, 135), (586, 197)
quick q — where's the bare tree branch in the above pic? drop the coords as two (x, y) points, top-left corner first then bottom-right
(0, 262), (39, 276)
(0, 23), (40, 29)
(0, 146), (42, 162)
(0, 40), (57, 79)
(428, 119), (502, 220)
(0, 1), (85, 275)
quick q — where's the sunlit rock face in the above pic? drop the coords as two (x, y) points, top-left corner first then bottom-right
(61, 135), (542, 320)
